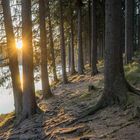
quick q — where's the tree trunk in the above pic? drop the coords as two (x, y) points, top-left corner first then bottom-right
(102, 0), (105, 59)
(98, 36), (103, 59)
(138, 8), (140, 50)
(22, 0), (37, 118)
(47, 2), (58, 82)
(68, 40), (71, 73)
(125, 0), (134, 63)
(39, 0), (52, 99)
(88, 0), (91, 66)
(2, 0), (22, 117)
(91, 0), (98, 76)
(102, 0), (128, 105)
(70, 0), (76, 75)
(83, 32), (88, 65)
(59, 0), (68, 84)
(77, 0), (84, 74)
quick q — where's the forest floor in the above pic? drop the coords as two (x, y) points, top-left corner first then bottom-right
(0, 58), (140, 140)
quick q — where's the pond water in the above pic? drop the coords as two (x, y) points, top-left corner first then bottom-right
(0, 88), (14, 114)
(0, 65), (63, 115)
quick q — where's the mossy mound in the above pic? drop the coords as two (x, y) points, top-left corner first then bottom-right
(125, 62), (140, 85)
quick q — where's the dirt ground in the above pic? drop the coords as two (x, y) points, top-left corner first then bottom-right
(0, 68), (140, 140)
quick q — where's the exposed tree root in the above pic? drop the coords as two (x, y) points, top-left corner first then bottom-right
(66, 79), (140, 126)
(68, 82), (140, 127)
(99, 121), (135, 139)
(126, 82), (140, 96)
(14, 114), (24, 126)
(15, 107), (42, 126)
(67, 87), (130, 126)
(68, 80), (140, 126)
(67, 96), (107, 126)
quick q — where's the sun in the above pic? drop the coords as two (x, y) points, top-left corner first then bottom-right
(16, 40), (22, 49)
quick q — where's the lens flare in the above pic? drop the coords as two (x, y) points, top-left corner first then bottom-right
(16, 40), (22, 49)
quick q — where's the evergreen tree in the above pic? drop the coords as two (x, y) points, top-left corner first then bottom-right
(59, 0), (68, 84)
(77, 0), (84, 75)
(47, 0), (58, 82)
(125, 0), (134, 63)
(2, 0), (22, 117)
(91, 0), (98, 76)
(39, 0), (52, 98)
(22, 0), (37, 118)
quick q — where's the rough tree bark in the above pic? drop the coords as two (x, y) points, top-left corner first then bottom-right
(102, 0), (128, 105)
(125, 0), (134, 63)
(47, 1), (58, 82)
(22, 0), (37, 118)
(59, 0), (68, 84)
(68, 40), (71, 73)
(70, 0), (76, 75)
(138, 8), (140, 50)
(77, 0), (84, 74)
(39, 0), (52, 98)
(91, 0), (98, 76)
(2, 0), (22, 117)
(101, 0), (105, 58)
(88, 0), (92, 67)
(83, 31), (88, 65)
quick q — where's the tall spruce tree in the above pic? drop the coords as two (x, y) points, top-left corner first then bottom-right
(39, 0), (52, 98)
(125, 0), (134, 63)
(47, 0), (58, 82)
(2, 0), (22, 117)
(91, 0), (98, 76)
(22, 0), (37, 118)
(59, 0), (68, 84)
(69, 0), (76, 75)
(77, 0), (84, 74)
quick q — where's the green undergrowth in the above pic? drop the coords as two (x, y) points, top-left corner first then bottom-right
(125, 61), (140, 85)
(0, 112), (14, 128)
(35, 90), (42, 98)
(97, 59), (104, 67)
(134, 51), (140, 58)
